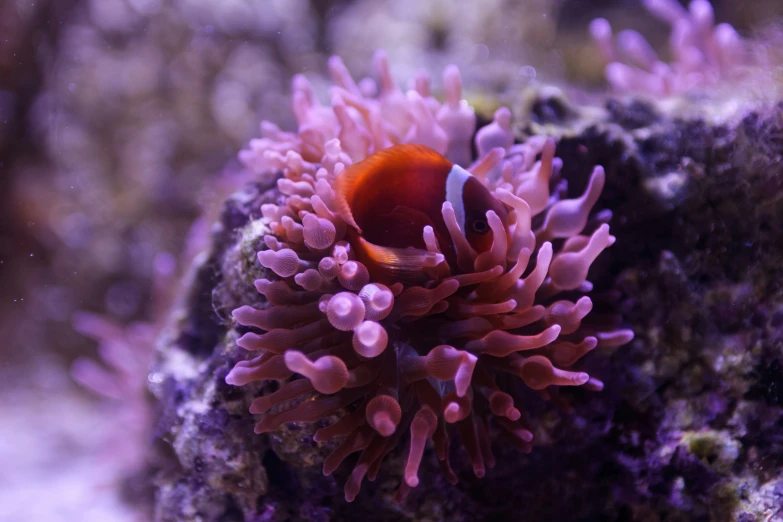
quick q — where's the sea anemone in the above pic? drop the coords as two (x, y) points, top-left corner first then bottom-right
(71, 309), (158, 471)
(70, 245), (201, 473)
(590, 0), (745, 96)
(228, 50), (634, 502)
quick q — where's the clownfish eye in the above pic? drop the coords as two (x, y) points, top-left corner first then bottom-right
(471, 219), (490, 235)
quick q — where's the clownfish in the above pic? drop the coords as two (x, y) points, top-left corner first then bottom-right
(333, 144), (509, 280)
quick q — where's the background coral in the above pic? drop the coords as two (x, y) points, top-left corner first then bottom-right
(590, 0), (746, 96)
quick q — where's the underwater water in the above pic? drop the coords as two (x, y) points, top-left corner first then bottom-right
(1, 0), (783, 521)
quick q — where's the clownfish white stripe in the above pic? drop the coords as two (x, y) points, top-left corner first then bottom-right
(445, 164), (472, 235)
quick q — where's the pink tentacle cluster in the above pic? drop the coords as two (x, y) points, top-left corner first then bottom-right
(71, 312), (157, 400)
(230, 52), (634, 502)
(71, 250), (179, 401)
(590, 0), (745, 96)
(70, 310), (159, 472)
(243, 50), (478, 169)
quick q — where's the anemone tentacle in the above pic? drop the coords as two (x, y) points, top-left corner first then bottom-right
(229, 51), (633, 502)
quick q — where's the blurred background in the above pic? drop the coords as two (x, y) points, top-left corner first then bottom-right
(1, 0), (782, 520)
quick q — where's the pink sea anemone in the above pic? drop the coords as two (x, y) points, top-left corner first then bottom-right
(70, 230), (209, 476)
(590, 0), (745, 96)
(71, 310), (158, 472)
(70, 252), (178, 472)
(229, 50), (633, 502)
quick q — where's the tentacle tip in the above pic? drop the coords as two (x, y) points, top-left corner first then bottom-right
(445, 279), (461, 292)
(236, 333), (257, 351)
(374, 416), (397, 437)
(283, 350), (305, 371)
(405, 476), (420, 488)
(589, 17), (611, 35)
(586, 377), (605, 392)
(575, 372), (591, 385)
(547, 324), (562, 342)
(444, 404), (460, 423)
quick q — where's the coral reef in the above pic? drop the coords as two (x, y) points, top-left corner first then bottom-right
(4, 0), (783, 521)
(150, 48), (783, 520)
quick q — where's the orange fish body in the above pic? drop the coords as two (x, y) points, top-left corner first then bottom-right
(333, 144), (508, 281)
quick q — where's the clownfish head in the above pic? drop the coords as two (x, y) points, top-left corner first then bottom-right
(445, 164), (510, 254)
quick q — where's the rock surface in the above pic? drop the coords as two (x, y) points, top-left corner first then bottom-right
(150, 95), (783, 522)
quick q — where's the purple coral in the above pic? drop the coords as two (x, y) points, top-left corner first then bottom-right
(590, 0), (745, 96)
(228, 50), (633, 502)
